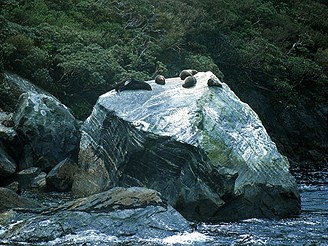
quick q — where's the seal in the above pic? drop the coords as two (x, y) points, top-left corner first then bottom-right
(182, 75), (197, 88)
(207, 76), (222, 88)
(115, 79), (152, 92)
(155, 75), (165, 85)
(179, 69), (198, 80)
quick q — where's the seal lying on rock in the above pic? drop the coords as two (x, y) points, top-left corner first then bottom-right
(115, 79), (152, 92)
(179, 69), (198, 80)
(207, 76), (222, 88)
(155, 75), (165, 85)
(182, 75), (197, 88)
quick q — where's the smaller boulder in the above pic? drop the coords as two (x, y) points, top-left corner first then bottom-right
(0, 187), (42, 212)
(51, 187), (166, 213)
(15, 167), (41, 188)
(5, 181), (21, 194)
(0, 112), (16, 141)
(31, 172), (47, 191)
(46, 158), (78, 192)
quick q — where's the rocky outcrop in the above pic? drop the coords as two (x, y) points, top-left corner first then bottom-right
(0, 187), (42, 212)
(51, 187), (166, 213)
(73, 71), (300, 222)
(14, 92), (81, 172)
(0, 187), (191, 245)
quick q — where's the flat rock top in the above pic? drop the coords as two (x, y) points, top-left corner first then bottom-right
(99, 72), (230, 144)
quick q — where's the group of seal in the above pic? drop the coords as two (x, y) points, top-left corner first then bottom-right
(113, 69), (222, 92)
(179, 69), (198, 88)
(179, 69), (198, 80)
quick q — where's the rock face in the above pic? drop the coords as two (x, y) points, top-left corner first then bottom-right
(0, 140), (16, 177)
(14, 92), (81, 172)
(73, 71), (300, 222)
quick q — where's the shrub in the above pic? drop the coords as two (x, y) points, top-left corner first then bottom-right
(5, 34), (34, 54)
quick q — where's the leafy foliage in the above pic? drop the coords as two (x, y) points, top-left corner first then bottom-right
(0, 0), (327, 118)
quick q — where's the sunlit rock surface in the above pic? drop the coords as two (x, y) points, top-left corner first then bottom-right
(74, 71), (300, 221)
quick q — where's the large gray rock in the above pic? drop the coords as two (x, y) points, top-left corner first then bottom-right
(0, 187), (191, 245)
(73, 71), (300, 221)
(14, 92), (81, 171)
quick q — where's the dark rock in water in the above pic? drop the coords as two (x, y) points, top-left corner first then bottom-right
(117, 79), (152, 92)
(14, 92), (81, 172)
(46, 158), (78, 192)
(0, 187), (191, 244)
(155, 75), (166, 85)
(0, 187), (42, 212)
(73, 71), (300, 222)
(179, 69), (198, 80)
(0, 140), (16, 177)
(182, 75), (197, 88)
(15, 167), (41, 188)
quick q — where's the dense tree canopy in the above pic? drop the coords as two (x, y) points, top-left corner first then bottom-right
(0, 0), (327, 118)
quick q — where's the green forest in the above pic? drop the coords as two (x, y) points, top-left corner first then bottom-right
(0, 0), (327, 119)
